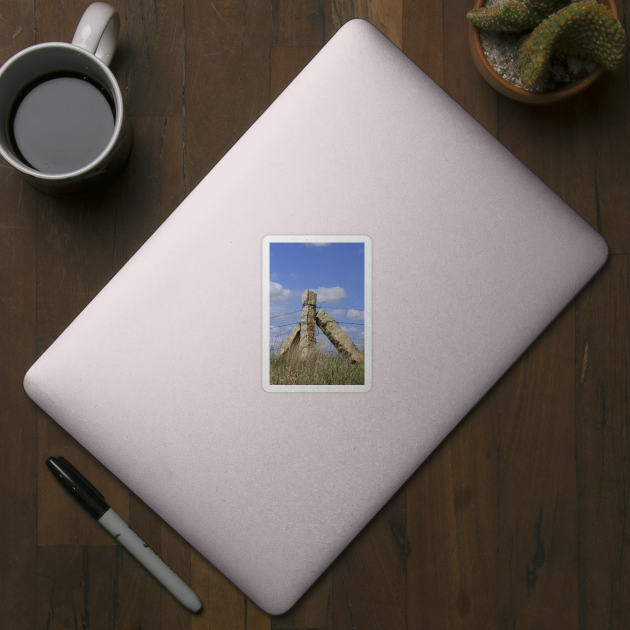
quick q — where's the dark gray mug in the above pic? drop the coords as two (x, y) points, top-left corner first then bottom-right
(0, 2), (131, 197)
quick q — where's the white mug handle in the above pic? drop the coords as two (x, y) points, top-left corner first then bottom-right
(71, 2), (120, 67)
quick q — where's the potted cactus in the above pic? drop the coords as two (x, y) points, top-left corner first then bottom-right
(467, 0), (627, 102)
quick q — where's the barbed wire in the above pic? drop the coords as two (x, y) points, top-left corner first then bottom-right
(270, 321), (363, 333)
(270, 332), (365, 344)
(316, 302), (363, 313)
(269, 323), (364, 339)
(269, 321), (300, 330)
(270, 306), (364, 319)
(269, 309), (303, 320)
(269, 306), (366, 352)
(270, 330), (364, 341)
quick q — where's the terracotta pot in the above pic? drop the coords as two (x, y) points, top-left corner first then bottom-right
(468, 0), (619, 103)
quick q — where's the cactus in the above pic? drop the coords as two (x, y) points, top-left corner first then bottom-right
(516, 1), (627, 85)
(467, 0), (568, 33)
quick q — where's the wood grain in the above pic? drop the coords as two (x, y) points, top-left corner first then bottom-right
(494, 63), (630, 258)
(190, 549), (248, 630)
(576, 256), (630, 629)
(0, 152), (38, 630)
(331, 486), (408, 630)
(0, 4), (38, 629)
(271, 0), (332, 46)
(497, 304), (579, 629)
(407, 392), (499, 629)
(36, 545), (119, 630)
(443, 0), (497, 131)
(184, 0), (271, 191)
(112, 116), (185, 270)
(583, 72), (630, 254)
(403, 0), (444, 87)
(125, 0), (184, 117)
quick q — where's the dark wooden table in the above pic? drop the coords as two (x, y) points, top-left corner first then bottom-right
(1, 0), (629, 628)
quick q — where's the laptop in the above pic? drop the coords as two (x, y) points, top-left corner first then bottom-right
(23, 19), (608, 614)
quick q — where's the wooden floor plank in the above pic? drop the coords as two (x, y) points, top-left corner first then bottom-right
(190, 548), (249, 630)
(159, 117), (187, 220)
(125, 0), (184, 117)
(576, 256), (630, 629)
(407, 392), (499, 629)
(248, 598), (274, 630)
(330, 486), (408, 630)
(497, 305), (578, 628)
(331, 0), (402, 48)
(0, 5), (40, 629)
(37, 545), (119, 630)
(112, 116), (185, 270)
(0, 152), (38, 630)
(184, 0), (272, 191)
(402, 0), (444, 88)
(0, 0), (36, 53)
(36, 0), (124, 45)
(584, 72), (630, 254)
(271, 0), (331, 46)
(443, 0), (497, 131)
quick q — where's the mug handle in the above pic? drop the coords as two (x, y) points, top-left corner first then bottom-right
(71, 2), (120, 67)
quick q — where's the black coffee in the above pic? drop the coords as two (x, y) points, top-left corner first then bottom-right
(10, 72), (115, 174)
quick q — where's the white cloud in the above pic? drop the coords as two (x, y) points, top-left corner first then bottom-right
(311, 286), (347, 303)
(270, 282), (293, 302)
(290, 272), (299, 279)
(346, 309), (364, 321)
(304, 242), (331, 247)
(271, 272), (278, 280)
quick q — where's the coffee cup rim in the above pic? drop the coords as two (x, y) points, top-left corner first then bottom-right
(0, 42), (125, 181)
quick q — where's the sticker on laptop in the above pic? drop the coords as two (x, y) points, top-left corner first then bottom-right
(262, 235), (372, 392)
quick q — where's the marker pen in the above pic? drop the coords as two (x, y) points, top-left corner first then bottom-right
(46, 456), (202, 613)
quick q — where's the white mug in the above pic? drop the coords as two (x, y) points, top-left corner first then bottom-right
(0, 2), (132, 197)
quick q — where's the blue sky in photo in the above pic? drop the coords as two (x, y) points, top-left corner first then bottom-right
(269, 242), (365, 353)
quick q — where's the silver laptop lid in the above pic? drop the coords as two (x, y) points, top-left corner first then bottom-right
(24, 19), (607, 614)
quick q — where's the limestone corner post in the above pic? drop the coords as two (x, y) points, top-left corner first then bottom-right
(299, 290), (317, 358)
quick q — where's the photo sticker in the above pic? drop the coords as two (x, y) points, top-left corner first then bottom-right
(262, 236), (372, 392)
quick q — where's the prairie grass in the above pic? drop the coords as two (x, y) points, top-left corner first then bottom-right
(270, 339), (364, 386)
